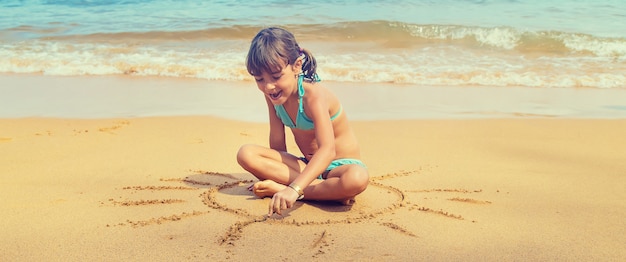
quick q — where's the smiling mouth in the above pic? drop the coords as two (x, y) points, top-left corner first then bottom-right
(269, 90), (282, 100)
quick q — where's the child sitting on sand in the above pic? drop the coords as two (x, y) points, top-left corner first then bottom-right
(236, 27), (369, 216)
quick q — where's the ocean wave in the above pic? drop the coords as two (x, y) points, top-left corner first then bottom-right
(387, 22), (626, 57)
(1, 22), (625, 89)
(8, 21), (626, 57)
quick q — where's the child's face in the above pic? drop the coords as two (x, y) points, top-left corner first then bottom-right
(254, 59), (302, 105)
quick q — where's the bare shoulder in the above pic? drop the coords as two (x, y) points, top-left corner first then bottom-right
(302, 81), (339, 105)
(301, 81), (345, 124)
(302, 80), (326, 95)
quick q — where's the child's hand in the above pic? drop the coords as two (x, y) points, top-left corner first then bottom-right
(268, 187), (299, 216)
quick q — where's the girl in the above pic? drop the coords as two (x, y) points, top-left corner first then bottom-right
(237, 27), (369, 216)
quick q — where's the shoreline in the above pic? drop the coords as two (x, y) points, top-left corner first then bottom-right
(2, 74), (626, 121)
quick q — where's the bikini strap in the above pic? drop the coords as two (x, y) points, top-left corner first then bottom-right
(297, 74), (305, 114)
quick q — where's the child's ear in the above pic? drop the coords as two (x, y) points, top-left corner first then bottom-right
(293, 56), (304, 74)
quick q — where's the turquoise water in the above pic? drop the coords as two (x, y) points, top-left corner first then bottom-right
(2, 0), (625, 37)
(1, 0), (625, 88)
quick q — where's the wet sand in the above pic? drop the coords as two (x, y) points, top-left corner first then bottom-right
(2, 74), (626, 120)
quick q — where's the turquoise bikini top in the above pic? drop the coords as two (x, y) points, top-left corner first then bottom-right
(274, 75), (342, 130)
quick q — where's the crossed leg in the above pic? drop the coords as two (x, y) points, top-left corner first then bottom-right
(236, 144), (369, 205)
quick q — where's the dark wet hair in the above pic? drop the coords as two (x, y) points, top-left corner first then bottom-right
(246, 27), (319, 82)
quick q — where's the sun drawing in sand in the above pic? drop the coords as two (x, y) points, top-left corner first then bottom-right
(103, 168), (494, 245)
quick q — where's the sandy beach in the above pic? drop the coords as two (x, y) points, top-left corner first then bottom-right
(1, 86), (625, 261)
(3, 0), (626, 260)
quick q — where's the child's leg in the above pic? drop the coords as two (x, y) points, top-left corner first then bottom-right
(304, 164), (369, 203)
(248, 164), (369, 204)
(236, 144), (305, 184)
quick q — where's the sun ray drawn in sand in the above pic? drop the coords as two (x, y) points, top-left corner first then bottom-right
(97, 120), (130, 134)
(103, 168), (495, 245)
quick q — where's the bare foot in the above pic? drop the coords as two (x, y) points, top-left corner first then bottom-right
(250, 180), (287, 198)
(340, 197), (356, 206)
(248, 180), (357, 205)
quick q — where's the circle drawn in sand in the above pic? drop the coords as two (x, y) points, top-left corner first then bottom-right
(201, 178), (405, 225)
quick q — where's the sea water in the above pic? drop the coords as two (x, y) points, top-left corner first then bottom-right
(1, 0), (625, 89)
(1, 0), (625, 119)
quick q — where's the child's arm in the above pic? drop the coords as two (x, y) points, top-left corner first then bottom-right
(264, 96), (287, 152)
(268, 86), (336, 216)
(291, 89), (336, 189)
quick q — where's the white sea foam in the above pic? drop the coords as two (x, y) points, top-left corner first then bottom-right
(1, 37), (625, 89)
(562, 34), (626, 58)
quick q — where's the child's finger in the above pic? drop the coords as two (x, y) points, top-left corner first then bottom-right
(268, 196), (282, 216)
(268, 198), (274, 216)
(281, 199), (287, 211)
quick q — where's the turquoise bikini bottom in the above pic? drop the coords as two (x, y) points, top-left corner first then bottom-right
(300, 157), (367, 180)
